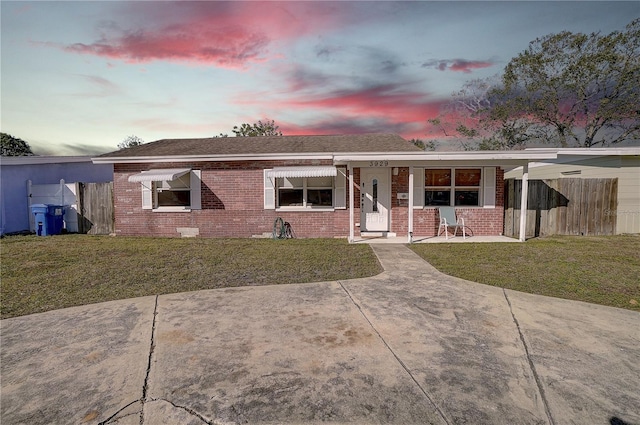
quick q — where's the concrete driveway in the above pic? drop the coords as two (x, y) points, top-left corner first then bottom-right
(1, 244), (639, 425)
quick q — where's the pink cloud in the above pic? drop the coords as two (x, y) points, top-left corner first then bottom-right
(59, 2), (345, 68)
(64, 27), (269, 68)
(449, 59), (494, 73)
(283, 84), (444, 124)
(423, 59), (494, 73)
(234, 78), (446, 140)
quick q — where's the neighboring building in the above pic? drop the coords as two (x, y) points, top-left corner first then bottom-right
(0, 156), (113, 235)
(92, 134), (558, 241)
(505, 148), (640, 234)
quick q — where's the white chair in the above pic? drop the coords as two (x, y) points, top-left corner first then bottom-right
(438, 207), (466, 240)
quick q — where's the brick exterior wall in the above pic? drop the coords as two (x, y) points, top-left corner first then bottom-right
(391, 167), (505, 237)
(114, 160), (352, 238)
(114, 163), (504, 238)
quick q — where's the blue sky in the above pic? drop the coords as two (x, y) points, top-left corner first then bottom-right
(1, 1), (638, 155)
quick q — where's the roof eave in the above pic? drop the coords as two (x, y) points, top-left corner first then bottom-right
(333, 151), (559, 162)
(92, 152), (336, 164)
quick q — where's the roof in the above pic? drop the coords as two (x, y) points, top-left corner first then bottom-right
(97, 134), (420, 160)
(1, 156), (98, 165)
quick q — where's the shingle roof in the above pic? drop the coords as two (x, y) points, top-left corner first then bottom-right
(100, 133), (421, 158)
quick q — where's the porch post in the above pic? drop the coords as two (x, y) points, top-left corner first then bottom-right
(348, 164), (354, 243)
(408, 166), (414, 243)
(519, 161), (529, 242)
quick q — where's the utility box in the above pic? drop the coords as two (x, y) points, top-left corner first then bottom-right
(31, 204), (65, 236)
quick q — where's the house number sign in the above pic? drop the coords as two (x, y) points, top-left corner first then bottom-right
(369, 161), (389, 167)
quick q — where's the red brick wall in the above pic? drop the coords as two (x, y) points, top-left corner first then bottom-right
(114, 163), (504, 238)
(411, 167), (505, 237)
(114, 161), (352, 238)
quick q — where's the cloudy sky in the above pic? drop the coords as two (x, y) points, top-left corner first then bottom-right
(1, 1), (637, 155)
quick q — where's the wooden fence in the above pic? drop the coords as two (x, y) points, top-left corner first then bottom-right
(75, 182), (114, 235)
(504, 178), (618, 238)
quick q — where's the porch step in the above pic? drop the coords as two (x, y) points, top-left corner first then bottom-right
(360, 232), (397, 238)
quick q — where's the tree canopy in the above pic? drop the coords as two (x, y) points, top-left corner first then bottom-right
(231, 119), (283, 137)
(429, 18), (640, 149)
(1, 133), (35, 156)
(117, 135), (145, 149)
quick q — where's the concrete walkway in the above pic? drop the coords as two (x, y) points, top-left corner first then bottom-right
(1, 244), (639, 425)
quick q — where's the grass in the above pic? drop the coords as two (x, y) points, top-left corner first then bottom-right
(0, 235), (382, 319)
(3, 234), (639, 319)
(409, 235), (640, 312)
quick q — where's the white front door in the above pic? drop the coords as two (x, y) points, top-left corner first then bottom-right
(360, 168), (390, 232)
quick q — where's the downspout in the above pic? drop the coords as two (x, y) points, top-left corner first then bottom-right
(519, 162), (529, 242)
(408, 166), (414, 243)
(348, 164), (354, 243)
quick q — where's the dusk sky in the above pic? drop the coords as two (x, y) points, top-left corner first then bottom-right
(1, 1), (638, 155)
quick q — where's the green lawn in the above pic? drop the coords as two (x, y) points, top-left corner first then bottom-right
(3, 234), (639, 319)
(0, 235), (382, 319)
(409, 235), (640, 312)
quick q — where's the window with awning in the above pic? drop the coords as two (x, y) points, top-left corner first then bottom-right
(263, 167), (345, 210)
(128, 168), (191, 183)
(128, 169), (201, 211)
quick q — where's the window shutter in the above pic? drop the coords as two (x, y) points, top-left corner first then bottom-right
(483, 167), (496, 208)
(413, 167), (424, 208)
(190, 170), (202, 210)
(334, 167), (347, 209)
(141, 182), (154, 210)
(264, 169), (275, 209)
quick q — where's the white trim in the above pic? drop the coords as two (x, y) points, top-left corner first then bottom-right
(483, 167), (496, 209)
(334, 167), (347, 209)
(408, 166), (414, 243)
(524, 147), (640, 156)
(519, 162), (529, 242)
(412, 167), (424, 208)
(190, 170), (202, 210)
(263, 169), (275, 209)
(3, 156), (97, 165)
(94, 150), (560, 164)
(348, 164), (354, 243)
(93, 153), (334, 164)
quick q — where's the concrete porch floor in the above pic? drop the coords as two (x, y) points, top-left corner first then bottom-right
(352, 235), (520, 244)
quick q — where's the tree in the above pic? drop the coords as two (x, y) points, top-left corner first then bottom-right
(408, 138), (437, 151)
(118, 135), (145, 149)
(232, 119), (282, 137)
(489, 18), (640, 147)
(1, 133), (34, 156)
(427, 77), (510, 150)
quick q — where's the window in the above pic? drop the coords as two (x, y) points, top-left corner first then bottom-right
(264, 167), (346, 210)
(277, 176), (333, 208)
(135, 170), (201, 211)
(425, 168), (482, 207)
(156, 178), (191, 207)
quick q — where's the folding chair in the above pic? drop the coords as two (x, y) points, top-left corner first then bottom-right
(437, 207), (466, 240)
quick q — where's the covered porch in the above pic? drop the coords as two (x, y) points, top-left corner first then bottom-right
(336, 150), (559, 243)
(351, 235), (519, 244)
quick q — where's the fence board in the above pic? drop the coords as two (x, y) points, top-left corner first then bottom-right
(503, 178), (617, 238)
(77, 182), (114, 235)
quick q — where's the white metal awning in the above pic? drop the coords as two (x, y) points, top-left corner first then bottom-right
(128, 168), (191, 182)
(266, 166), (337, 178)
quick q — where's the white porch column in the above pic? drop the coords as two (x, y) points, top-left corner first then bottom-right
(408, 166), (414, 243)
(519, 162), (529, 242)
(348, 164), (354, 243)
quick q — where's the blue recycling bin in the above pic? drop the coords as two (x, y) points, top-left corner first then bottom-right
(31, 204), (65, 236)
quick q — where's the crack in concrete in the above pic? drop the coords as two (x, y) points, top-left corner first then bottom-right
(503, 289), (555, 425)
(140, 295), (159, 425)
(338, 281), (452, 425)
(148, 398), (215, 424)
(97, 399), (139, 425)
